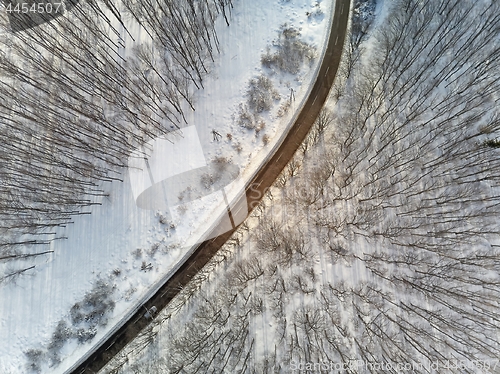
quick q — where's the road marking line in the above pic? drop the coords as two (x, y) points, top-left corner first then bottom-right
(341, 2), (344, 14)
(222, 190), (236, 228)
(335, 35), (339, 45)
(234, 205), (243, 216)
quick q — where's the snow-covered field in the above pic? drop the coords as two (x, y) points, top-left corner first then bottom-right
(100, 0), (500, 373)
(0, 0), (333, 373)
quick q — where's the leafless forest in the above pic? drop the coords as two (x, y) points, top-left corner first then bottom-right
(0, 0), (232, 262)
(107, 0), (500, 372)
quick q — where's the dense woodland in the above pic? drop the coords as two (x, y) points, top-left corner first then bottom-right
(0, 0), (232, 263)
(105, 0), (500, 372)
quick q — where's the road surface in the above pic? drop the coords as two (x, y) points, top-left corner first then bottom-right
(69, 0), (351, 372)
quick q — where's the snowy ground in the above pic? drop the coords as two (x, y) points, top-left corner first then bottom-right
(100, 0), (500, 373)
(0, 0), (333, 373)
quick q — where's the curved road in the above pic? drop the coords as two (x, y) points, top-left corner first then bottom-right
(70, 0), (350, 372)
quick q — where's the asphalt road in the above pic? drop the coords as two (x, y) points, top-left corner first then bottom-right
(69, 0), (350, 372)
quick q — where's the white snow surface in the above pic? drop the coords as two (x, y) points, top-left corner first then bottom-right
(0, 0), (333, 373)
(99, 0), (500, 372)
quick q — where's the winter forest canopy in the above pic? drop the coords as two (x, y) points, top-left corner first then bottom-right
(1, 0), (500, 372)
(103, 0), (500, 373)
(0, 0), (233, 258)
